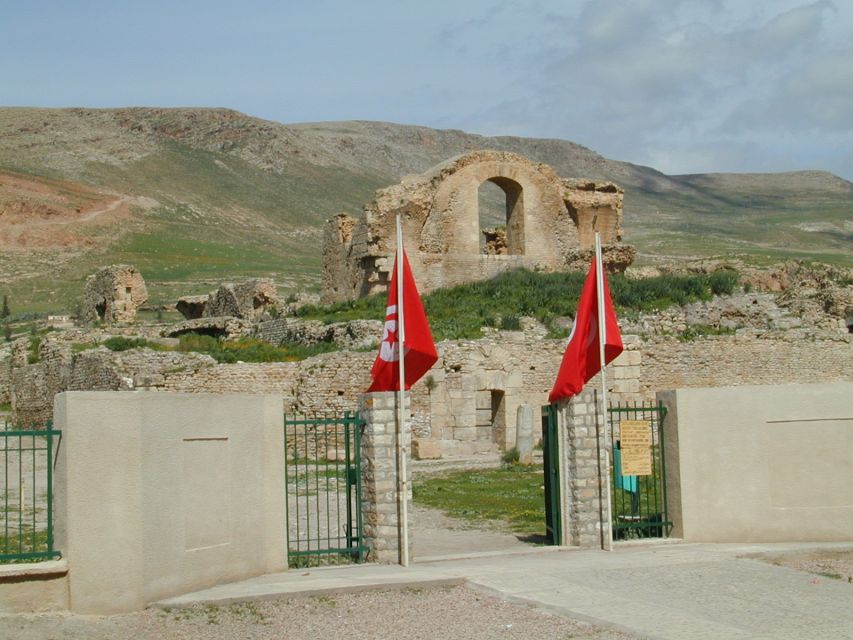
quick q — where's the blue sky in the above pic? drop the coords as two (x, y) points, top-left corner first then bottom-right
(2, 0), (852, 179)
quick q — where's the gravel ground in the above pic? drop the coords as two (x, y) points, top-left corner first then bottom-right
(758, 549), (853, 584)
(0, 585), (639, 640)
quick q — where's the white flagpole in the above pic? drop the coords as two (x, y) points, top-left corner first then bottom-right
(395, 214), (410, 567)
(594, 232), (614, 551)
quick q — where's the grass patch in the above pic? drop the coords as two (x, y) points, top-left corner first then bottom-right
(0, 527), (53, 563)
(175, 333), (336, 363)
(298, 268), (741, 341)
(677, 324), (736, 341)
(413, 465), (545, 538)
(27, 335), (41, 364)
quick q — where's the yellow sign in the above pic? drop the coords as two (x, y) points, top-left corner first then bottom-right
(620, 420), (652, 476)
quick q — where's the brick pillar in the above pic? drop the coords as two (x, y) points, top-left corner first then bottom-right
(359, 391), (412, 564)
(558, 388), (612, 549)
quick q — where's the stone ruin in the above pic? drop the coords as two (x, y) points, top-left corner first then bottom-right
(80, 265), (148, 324)
(176, 279), (280, 321)
(322, 150), (634, 303)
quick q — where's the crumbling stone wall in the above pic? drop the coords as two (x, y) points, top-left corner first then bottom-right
(205, 279), (279, 320)
(322, 150), (628, 303)
(175, 295), (207, 320)
(8, 336), (74, 425)
(0, 357), (10, 406)
(640, 332), (853, 395)
(175, 279), (280, 321)
(252, 318), (382, 349)
(80, 265), (147, 324)
(164, 317), (252, 340)
(9, 307), (852, 450)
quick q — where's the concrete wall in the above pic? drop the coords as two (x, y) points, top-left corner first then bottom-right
(660, 382), (853, 542)
(54, 391), (287, 614)
(0, 561), (69, 613)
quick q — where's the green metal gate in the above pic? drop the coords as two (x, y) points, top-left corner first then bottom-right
(1, 421), (62, 563)
(608, 401), (671, 539)
(283, 412), (367, 567)
(541, 404), (562, 545)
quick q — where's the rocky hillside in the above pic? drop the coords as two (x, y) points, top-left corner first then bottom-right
(0, 107), (850, 312)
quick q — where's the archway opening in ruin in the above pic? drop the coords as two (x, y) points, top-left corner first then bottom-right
(95, 300), (107, 322)
(477, 177), (524, 255)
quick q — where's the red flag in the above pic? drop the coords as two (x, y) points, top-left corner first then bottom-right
(367, 250), (438, 392)
(548, 258), (623, 403)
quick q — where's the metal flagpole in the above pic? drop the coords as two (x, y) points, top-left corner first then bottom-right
(395, 214), (410, 566)
(594, 231), (614, 551)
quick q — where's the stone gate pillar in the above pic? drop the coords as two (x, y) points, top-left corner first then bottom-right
(557, 389), (612, 549)
(359, 391), (412, 564)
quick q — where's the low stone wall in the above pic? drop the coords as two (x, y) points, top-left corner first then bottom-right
(8, 325), (853, 454)
(641, 332), (853, 397)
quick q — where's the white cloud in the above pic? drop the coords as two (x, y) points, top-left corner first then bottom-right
(509, 0), (853, 177)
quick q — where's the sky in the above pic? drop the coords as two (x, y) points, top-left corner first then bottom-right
(2, 0), (853, 179)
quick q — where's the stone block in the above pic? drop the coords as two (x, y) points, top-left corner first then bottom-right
(453, 427), (478, 441)
(614, 365), (640, 380)
(613, 379), (640, 394)
(133, 373), (164, 388)
(515, 405), (534, 464)
(412, 438), (442, 460)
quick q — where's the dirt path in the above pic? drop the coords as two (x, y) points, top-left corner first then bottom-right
(411, 503), (534, 559)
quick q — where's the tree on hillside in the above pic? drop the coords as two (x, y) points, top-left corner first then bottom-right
(1, 295), (8, 319)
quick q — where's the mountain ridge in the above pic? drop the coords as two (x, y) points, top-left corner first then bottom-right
(0, 107), (850, 312)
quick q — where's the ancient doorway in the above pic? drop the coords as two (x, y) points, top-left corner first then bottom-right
(477, 177), (524, 255)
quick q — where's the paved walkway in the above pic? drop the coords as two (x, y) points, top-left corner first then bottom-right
(157, 541), (853, 640)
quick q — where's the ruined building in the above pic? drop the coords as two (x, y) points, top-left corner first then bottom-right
(80, 265), (148, 324)
(176, 279), (281, 321)
(322, 150), (634, 303)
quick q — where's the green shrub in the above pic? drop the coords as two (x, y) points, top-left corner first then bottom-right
(103, 336), (152, 352)
(501, 447), (520, 466)
(708, 270), (739, 296)
(499, 315), (521, 331)
(678, 324), (735, 341)
(175, 333), (334, 363)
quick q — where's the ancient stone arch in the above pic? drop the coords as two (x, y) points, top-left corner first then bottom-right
(322, 150), (632, 303)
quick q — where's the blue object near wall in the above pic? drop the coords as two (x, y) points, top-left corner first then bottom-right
(614, 445), (639, 493)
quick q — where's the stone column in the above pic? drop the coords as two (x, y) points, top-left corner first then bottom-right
(516, 404), (534, 464)
(558, 388), (612, 549)
(359, 391), (412, 564)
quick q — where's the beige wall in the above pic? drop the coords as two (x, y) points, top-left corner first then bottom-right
(54, 391), (287, 614)
(0, 561), (69, 613)
(660, 382), (853, 542)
